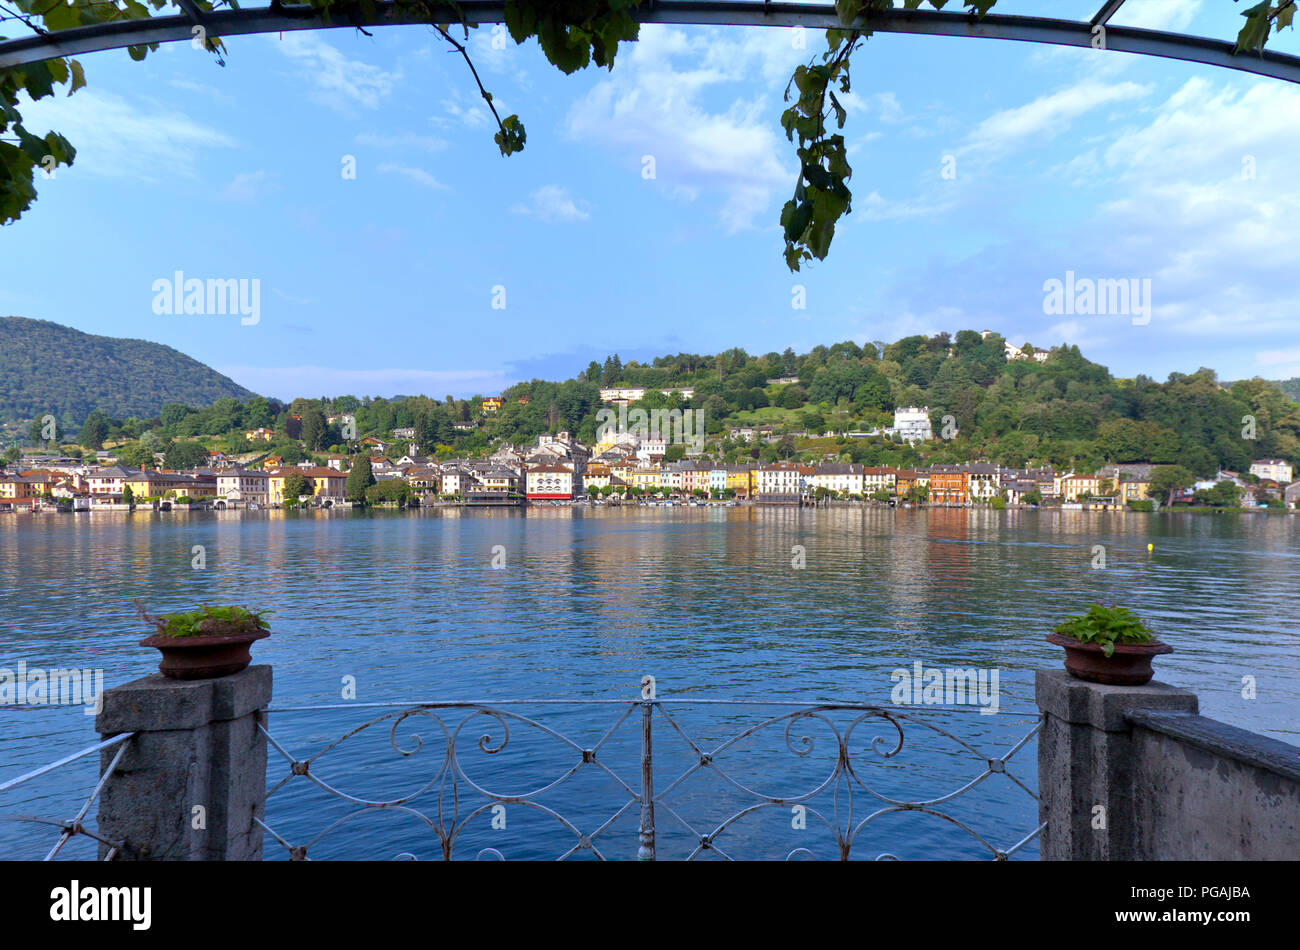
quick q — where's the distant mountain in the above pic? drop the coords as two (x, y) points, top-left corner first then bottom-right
(0, 317), (257, 426)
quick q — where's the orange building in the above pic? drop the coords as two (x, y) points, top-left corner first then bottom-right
(927, 465), (969, 505)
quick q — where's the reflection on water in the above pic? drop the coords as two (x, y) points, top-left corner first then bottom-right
(1, 507), (1296, 858)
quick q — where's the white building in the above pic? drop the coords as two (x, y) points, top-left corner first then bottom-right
(526, 463), (576, 501)
(812, 463), (865, 496)
(599, 387), (696, 403)
(755, 462), (803, 496)
(889, 406), (933, 443)
(1250, 459), (1293, 484)
(215, 468), (269, 507)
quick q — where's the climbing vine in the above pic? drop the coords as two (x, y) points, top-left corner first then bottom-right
(0, 0), (1295, 270)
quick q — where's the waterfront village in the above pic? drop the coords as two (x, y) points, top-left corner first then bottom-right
(2, 400), (1297, 514)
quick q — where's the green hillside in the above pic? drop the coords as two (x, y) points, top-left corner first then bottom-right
(1275, 378), (1300, 402)
(0, 317), (257, 427)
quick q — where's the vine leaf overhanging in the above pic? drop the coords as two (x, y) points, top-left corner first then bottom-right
(0, 0), (1295, 271)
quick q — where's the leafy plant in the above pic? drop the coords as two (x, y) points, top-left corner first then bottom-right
(138, 603), (272, 639)
(1052, 604), (1154, 658)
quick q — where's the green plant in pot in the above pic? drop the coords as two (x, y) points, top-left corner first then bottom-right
(138, 603), (272, 680)
(1046, 604), (1171, 686)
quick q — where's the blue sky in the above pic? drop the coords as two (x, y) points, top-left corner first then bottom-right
(4, 0), (1300, 401)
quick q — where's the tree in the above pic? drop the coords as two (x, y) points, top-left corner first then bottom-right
(346, 456), (376, 505)
(300, 406), (328, 451)
(115, 441), (155, 468)
(78, 410), (111, 451)
(366, 479), (410, 507)
(282, 471), (313, 504)
(27, 416), (61, 446)
(1148, 465), (1195, 507)
(164, 440), (208, 470)
(121, 485), (134, 506)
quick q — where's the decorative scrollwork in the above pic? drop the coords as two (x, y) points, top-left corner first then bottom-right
(258, 699), (1043, 861)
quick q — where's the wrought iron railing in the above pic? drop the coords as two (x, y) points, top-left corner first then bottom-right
(0, 732), (134, 860)
(259, 683), (1043, 861)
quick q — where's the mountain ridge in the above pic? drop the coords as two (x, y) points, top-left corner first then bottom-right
(0, 316), (258, 426)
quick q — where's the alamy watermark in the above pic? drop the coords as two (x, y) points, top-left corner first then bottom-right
(151, 271), (260, 325)
(1042, 270), (1151, 326)
(0, 661), (104, 715)
(890, 660), (1000, 715)
(595, 405), (706, 455)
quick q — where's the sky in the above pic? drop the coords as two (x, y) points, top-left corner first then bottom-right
(3, 0), (1300, 401)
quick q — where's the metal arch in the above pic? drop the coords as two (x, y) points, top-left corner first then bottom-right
(1, 1), (1299, 84)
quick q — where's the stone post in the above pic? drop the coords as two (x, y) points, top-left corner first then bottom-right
(1035, 669), (1197, 861)
(95, 665), (271, 860)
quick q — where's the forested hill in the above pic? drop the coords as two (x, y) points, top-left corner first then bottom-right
(0, 317), (257, 425)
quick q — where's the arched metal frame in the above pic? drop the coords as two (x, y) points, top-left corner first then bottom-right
(1, 1), (1299, 85)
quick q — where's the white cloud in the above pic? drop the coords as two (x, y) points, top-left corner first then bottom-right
(470, 25), (530, 86)
(1113, 0), (1205, 33)
(963, 81), (1150, 157)
(168, 78), (233, 104)
(377, 162), (449, 190)
(16, 88), (236, 181)
(272, 33), (399, 114)
(219, 170), (276, 203)
(510, 185), (590, 222)
(564, 25), (799, 232)
(437, 85), (498, 130)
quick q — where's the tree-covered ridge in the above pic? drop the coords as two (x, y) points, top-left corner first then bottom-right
(29, 330), (1299, 483)
(0, 316), (256, 426)
(1275, 378), (1300, 403)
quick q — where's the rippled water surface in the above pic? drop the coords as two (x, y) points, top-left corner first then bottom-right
(2, 507), (1296, 859)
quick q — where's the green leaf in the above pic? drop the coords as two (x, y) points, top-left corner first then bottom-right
(20, 62), (54, 100)
(494, 114), (526, 156)
(1236, 0), (1272, 51)
(68, 60), (86, 95)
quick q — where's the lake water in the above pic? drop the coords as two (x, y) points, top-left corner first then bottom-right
(2, 507), (1297, 860)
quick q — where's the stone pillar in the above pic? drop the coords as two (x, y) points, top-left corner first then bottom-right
(1035, 669), (1197, 861)
(95, 665), (271, 860)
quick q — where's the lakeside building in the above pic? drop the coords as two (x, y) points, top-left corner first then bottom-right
(1057, 472), (1101, 502)
(1251, 459), (1294, 483)
(754, 461), (804, 498)
(928, 465), (968, 505)
(526, 463), (577, 502)
(216, 468), (270, 507)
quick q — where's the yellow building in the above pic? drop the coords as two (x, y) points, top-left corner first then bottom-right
(267, 467), (346, 505)
(481, 397), (503, 413)
(725, 467), (752, 496)
(1117, 479), (1150, 502)
(631, 467), (662, 489)
(1058, 473), (1101, 501)
(125, 471), (193, 499)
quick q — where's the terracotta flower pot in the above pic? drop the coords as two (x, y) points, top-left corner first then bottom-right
(1046, 632), (1172, 686)
(140, 629), (270, 680)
